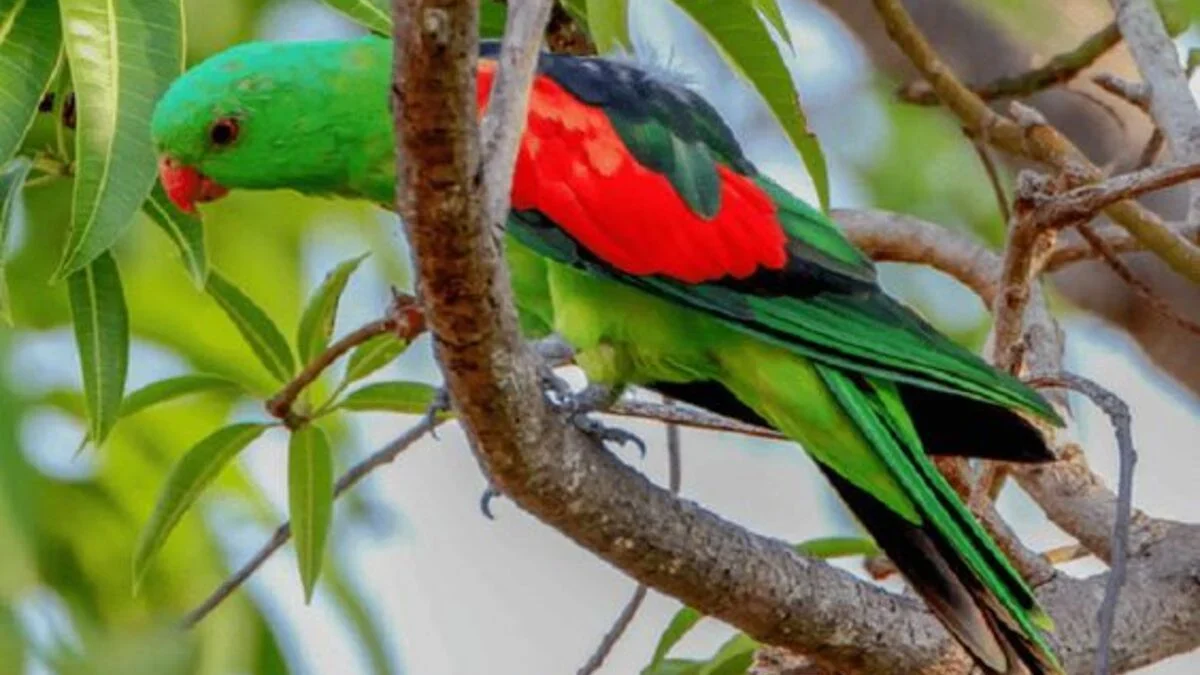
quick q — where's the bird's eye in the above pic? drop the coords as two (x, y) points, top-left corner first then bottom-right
(209, 118), (239, 146)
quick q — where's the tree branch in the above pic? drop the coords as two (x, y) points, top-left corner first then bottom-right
(1110, 0), (1200, 225)
(898, 22), (1121, 106)
(871, 0), (1200, 285)
(182, 414), (444, 627)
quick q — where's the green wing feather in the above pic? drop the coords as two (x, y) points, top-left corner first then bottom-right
(819, 368), (1059, 671)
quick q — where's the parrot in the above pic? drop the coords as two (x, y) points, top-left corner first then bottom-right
(151, 36), (1064, 674)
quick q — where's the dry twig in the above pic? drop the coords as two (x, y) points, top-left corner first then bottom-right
(898, 22), (1121, 105)
(1027, 373), (1137, 675)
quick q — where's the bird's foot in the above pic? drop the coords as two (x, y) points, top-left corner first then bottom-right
(546, 381), (646, 458)
(421, 386), (451, 439)
(479, 485), (502, 520)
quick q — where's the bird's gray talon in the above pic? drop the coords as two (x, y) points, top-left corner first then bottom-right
(480, 486), (501, 520)
(571, 412), (647, 457)
(423, 387), (451, 439)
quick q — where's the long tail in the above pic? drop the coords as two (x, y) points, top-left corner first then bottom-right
(650, 371), (1061, 674)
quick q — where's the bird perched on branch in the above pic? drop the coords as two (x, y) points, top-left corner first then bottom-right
(152, 36), (1063, 674)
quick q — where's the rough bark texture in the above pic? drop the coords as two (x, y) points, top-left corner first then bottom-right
(388, 1), (1200, 672)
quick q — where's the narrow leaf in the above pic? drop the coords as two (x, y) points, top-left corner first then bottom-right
(120, 374), (241, 418)
(586, 0), (630, 52)
(645, 659), (706, 675)
(337, 381), (437, 414)
(321, 0), (390, 34)
(669, 0), (829, 211)
(206, 271), (297, 383)
(289, 425), (334, 603)
(0, 0), (62, 163)
(143, 182), (208, 286)
(794, 535), (880, 559)
(698, 633), (757, 675)
(55, 0), (184, 276)
(133, 423), (270, 588)
(296, 253), (368, 365)
(342, 333), (409, 386)
(646, 606), (703, 671)
(0, 156), (33, 324)
(67, 251), (128, 445)
(751, 0), (792, 47)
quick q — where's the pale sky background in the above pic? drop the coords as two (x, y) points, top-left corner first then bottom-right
(12, 0), (1200, 673)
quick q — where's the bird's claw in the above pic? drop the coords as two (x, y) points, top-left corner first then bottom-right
(570, 412), (647, 457)
(423, 387), (451, 439)
(479, 485), (502, 520)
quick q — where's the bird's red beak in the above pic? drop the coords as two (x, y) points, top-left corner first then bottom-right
(157, 157), (228, 214)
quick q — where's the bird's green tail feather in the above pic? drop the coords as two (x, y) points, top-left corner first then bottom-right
(818, 366), (1060, 674)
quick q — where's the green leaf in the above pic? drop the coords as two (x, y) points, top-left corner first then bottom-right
(559, 0), (589, 24)
(480, 0), (508, 38)
(0, 156), (33, 325)
(337, 381), (437, 414)
(133, 422), (270, 588)
(296, 253), (368, 365)
(0, 0), (62, 164)
(321, 0), (390, 34)
(67, 251), (128, 445)
(751, 0), (792, 48)
(54, 0), (184, 276)
(794, 535), (880, 559)
(206, 271), (297, 383)
(669, 0), (829, 211)
(120, 374), (241, 418)
(645, 606), (703, 672)
(143, 182), (208, 286)
(586, 0), (630, 52)
(645, 659), (706, 675)
(288, 425), (334, 603)
(697, 633), (757, 675)
(342, 333), (409, 386)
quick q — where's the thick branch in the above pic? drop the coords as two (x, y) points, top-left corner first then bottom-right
(1110, 0), (1200, 224)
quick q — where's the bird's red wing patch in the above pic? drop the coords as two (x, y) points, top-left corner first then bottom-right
(477, 62), (788, 284)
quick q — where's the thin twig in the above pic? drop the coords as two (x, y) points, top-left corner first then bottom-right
(609, 399), (783, 441)
(969, 134), (1011, 224)
(1044, 220), (1200, 270)
(1034, 160), (1200, 230)
(1137, 129), (1165, 168)
(872, 0), (1200, 284)
(989, 173), (1052, 371)
(182, 415), (446, 628)
(266, 292), (424, 427)
(1093, 73), (1150, 111)
(577, 404), (684, 675)
(1076, 222), (1200, 336)
(898, 22), (1121, 105)
(1027, 373), (1136, 675)
(577, 585), (649, 675)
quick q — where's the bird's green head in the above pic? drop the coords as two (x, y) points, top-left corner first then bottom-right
(152, 37), (392, 212)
